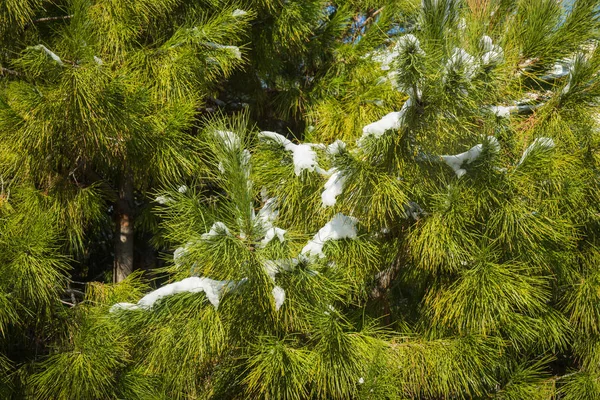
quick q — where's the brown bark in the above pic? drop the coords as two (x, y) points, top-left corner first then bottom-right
(113, 174), (134, 283)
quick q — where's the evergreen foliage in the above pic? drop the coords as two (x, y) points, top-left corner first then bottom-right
(1, 0), (600, 398)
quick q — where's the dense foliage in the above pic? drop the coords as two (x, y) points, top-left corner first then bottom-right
(2, 0), (600, 398)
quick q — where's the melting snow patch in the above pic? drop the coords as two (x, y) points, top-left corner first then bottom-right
(201, 222), (231, 240)
(359, 98), (412, 144)
(322, 170), (347, 207)
(441, 136), (499, 177)
(446, 48), (477, 80)
(302, 213), (358, 258)
(260, 227), (287, 247)
(31, 44), (63, 66)
(205, 43), (242, 60)
(256, 197), (279, 230)
(155, 195), (173, 205)
(490, 105), (515, 118)
(232, 9), (248, 17)
(216, 130), (241, 150)
(259, 131), (327, 176)
(328, 140), (346, 155)
(272, 286), (286, 311)
(370, 34), (424, 71)
(110, 302), (139, 312)
(110, 277), (233, 311)
(480, 36), (504, 65)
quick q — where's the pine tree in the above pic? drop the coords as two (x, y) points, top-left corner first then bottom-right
(0, 0), (250, 282)
(3, 0), (600, 399)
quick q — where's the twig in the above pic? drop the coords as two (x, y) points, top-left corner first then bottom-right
(357, 6), (385, 32)
(59, 299), (76, 307)
(0, 67), (20, 76)
(31, 15), (73, 24)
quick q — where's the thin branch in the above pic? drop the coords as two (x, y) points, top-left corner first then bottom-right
(350, 7), (386, 42)
(357, 6), (385, 32)
(31, 15), (73, 24)
(59, 299), (76, 307)
(0, 67), (20, 77)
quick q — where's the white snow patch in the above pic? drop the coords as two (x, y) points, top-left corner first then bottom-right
(256, 197), (279, 230)
(263, 258), (299, 278)
(441, 136), (499, 177)
(490, 105), (516, 118)
(272, 286), (285, 311)
(110, 302), (139, 312)
(359, 98), (412, 144)
(31, 44), (63, 66)
(259, 131), (326, 176)
(216, 130), (241, 150)
(358, 377), (365, 385)
(173, 244), (190, 266)
(232, 9), (248, 17)
(260, 227), (287, 247)
(327, 140), (346, 155)
(322, 170), (347, 207)
(301, 213), (358, 258)
(371, 34), (424, 71)
(205, 43), (242, 59)
(110, 277), (234, 312)
(155, 195), (173, 205)
(138, 277), (228, 308)
(93, 56), (103, 65)
(201, 222), (231, 240)
(480, 36), (504, 65)
(178, 185), (188, 193)
(446, 48), (478, 80)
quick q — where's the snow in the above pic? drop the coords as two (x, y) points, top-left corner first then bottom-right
(518, 137), (555, 166)
(173, 245), (190, 266)
(155, 195), (173, 205)
(139, 277), (228, 308)
(110, 302), (139, 312)
(302, 213), (358, 258)
(371, 34), (424, 71)
(322, 170), (347, 207)
(178, 185), (188, 193)
(206, 43), (242, 60)
(260, 227), (287, 247)
(327, 140), (346, 155)
(263, 258), (299, 278)
(256, 197), (279, 230)
(396, 34), (425, 57)
(446, 48), (477, 80)
(31, 44), (63, 66)
(490, 105), (515, 118)
(441, 136), (499, 177)
(358, 377), (365, 385)
(480, 36), (504, 65)
(232, 9), (247, 17)
(359, 98), (413, 143)
(216, 130), (241, 150)
(109, 277), (232, 312)
(93, 56), (103, 65)
(110, 273), (287, 313)
(259, 131), (326, 176)
(272, 286), (285, 311)
(201, 222), (231, 240)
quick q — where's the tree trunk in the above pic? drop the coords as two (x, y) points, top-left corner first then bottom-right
(113, 174), (134, 283)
